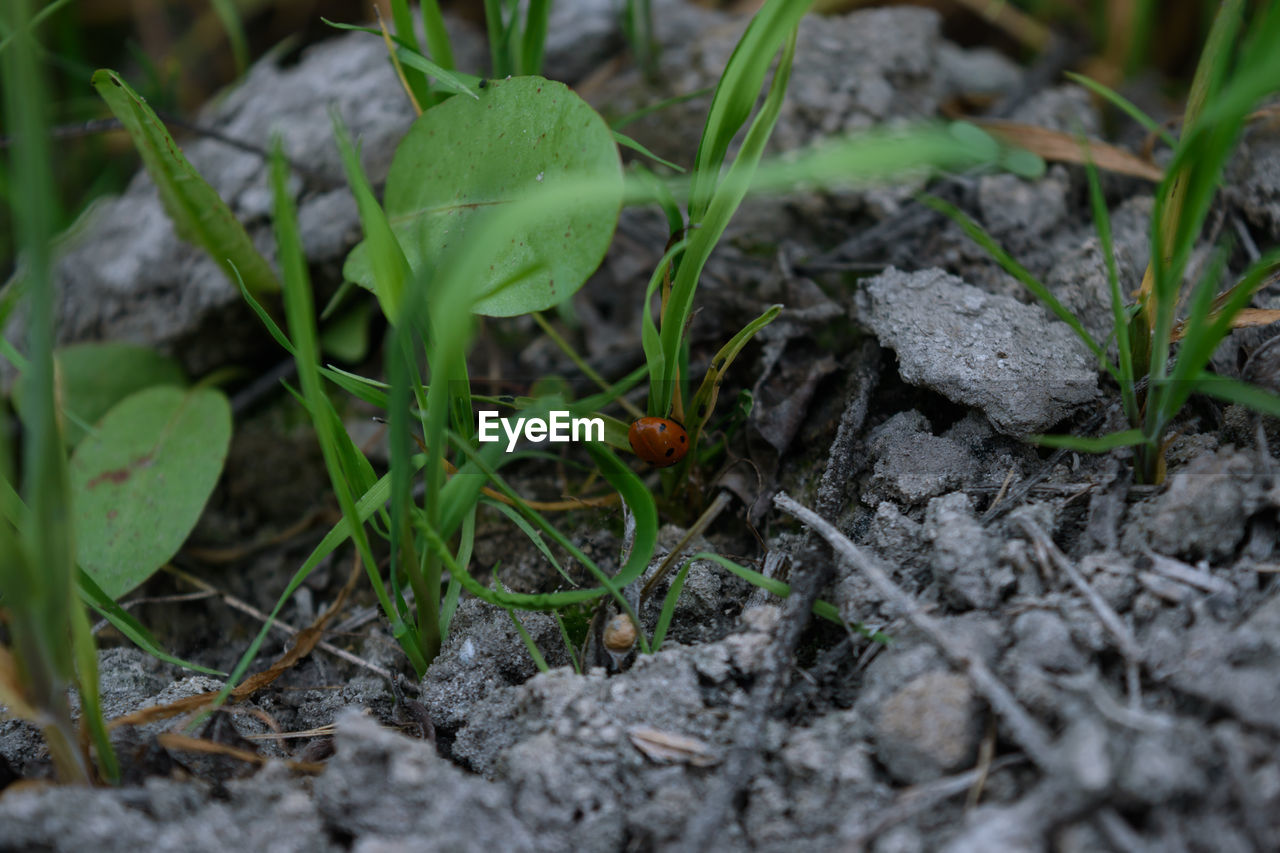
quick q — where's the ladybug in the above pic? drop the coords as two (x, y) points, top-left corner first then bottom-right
(628, 417), (689, 468)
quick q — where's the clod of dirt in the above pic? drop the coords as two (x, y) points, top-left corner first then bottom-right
(857, 267), (1099, 435)
(862, 411), (982, 506)
(925, 493), (1013, 610)
(1144, 590), (1280, 734)
(1132, 446), (1276, 561)
(1226, 118), (1280, 243)
(313, 710), (536, 850)
(1011, 610), (1086, 673)
(432, 607), (879, 850)
(420, 597), (569, 736)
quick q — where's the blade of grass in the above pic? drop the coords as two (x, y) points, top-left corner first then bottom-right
(91, 70), (278, 299)
(520, 0), (550, 76)
(693, 553), (888, 642)
(1083, 141), (1138, 425)
(2, 0), (98, 784)
(1029, 428), (1146, 451)
(388, 0), (432, 108)
(651, 559), (691, 651)
(686, 0), (813, 223)
(1063, 71), (1177, 149)
(420, 0), (455, 71)
(657, 27), (799, 415)
(268, 140), (429, 675)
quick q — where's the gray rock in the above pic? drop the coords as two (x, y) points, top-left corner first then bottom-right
(0, 762), (335, 853)
(1114, 724), (1212, 806)
(935, 43), (1022, 100)
(925, 493), (1012, 610)
(1143, 593), (1280, 733)
(442, 609), (784, 851)
(872, 670), (984, 783)
(857, 267), (1099, 435)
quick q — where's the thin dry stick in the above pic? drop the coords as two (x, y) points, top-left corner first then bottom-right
(639, 490), (732, 603)
(847, 754), (1028, 847)
(1014, 515), (1143, 708)
(163, 565), (394, 683)
(774, 492), (1057, 770)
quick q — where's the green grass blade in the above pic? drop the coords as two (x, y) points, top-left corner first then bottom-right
(76, 569), (224, 675)
(693, 553), (888, 642)
(1191, 373), (1280, 417)
(520, 0), (550, 75)
(268, 140), (428, 675)
(611, 88), (712, 131)
(3, 0), (96, 784)
(1029, 428), (1146, 451)
(485, 498), (578, 587)
(614, 130), (685, 173)
(641, 240), (687, 415)
(658, 28), (799, 414)
(419, 0), (455, 71)
(483, 0), (507, 77)
(1064, 71), (1176, 149)
(678, 303), (780, 465)
(687, 0), (814, 223)
(332, 111), (413, 323)
(389, 0), (432, 108)
(69, 596), (118, 782)
(651, 559), (691, 651)
(1159, 249), (1280, 425)
(393, 48), (479, 100)
(439, 575), (463, 638)
(91, 70), (278, 299)
(1082, 143), (1138, 425)
(208, 0), (249, 73)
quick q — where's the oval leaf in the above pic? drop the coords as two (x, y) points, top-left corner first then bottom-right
(343, 76), (622, 317)
(15, 343), (187, 447)
(71, 386), (232, 600)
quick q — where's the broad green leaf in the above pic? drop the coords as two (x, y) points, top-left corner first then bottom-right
(70, 386), (231, 600)
(343, 76), (623, 317)
(29, 343), (185, 446)
(91, 70), (278, 299)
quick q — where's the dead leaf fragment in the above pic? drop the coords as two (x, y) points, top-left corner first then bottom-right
(628, 726), (720, 767)
(975, 120), (1164, 182)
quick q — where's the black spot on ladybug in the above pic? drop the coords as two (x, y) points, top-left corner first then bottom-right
(657, 422), (667, 432)
(678, 435), (686, 443)
(665, 448), (674, 457)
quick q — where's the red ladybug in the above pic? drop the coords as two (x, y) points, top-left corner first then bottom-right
(628, 417), (689, 468)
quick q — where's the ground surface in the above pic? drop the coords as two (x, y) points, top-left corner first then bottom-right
(4, 3), (1280, 851)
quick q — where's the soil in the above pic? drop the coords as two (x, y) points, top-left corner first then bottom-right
(4, 2), (1280, 851)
